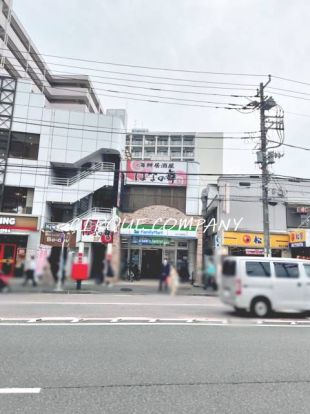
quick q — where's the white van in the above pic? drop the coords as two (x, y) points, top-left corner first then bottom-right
(220, 257), (310, 317)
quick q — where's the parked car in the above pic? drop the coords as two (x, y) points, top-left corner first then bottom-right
(220, 256), (310, 317)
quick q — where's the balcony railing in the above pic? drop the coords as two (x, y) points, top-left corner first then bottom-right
(45, 208), (115, 231)
(49, 162), (114, 186)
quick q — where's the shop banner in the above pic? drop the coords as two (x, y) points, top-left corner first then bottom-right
(245, 249), (264, 256)
(40, 231), (76, 248)
(223, 231), (289, 249)
(289, 229), (309, 247)
(81, 220), (113, 243)
(121, 224), (197, 239)
(125, 160), (187, 187)
(131, 237), (172, 246)
(0, 214), (38, 233)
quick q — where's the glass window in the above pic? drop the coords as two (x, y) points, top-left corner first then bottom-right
(145, 136), (155, 145)
(274, 262), (299, 279)
(246, 261), (271, 277)
(158, 136), (168, 145)
(0, 131), (9, 158)
(303, 264), (310, 277)
(171, 136), (182, 145)
(222, 260), (236, 276)
(183, 136), (194, 145)
(2, 186), (34, 214)
(157, 147), (168, 156)
(132, 135), (143, 145)
(9, 132), (40, 160)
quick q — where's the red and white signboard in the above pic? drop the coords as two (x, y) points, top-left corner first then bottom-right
(245, 249), (264, 256)
(81, 220), (113, 243)
(125, 160), (187, 187)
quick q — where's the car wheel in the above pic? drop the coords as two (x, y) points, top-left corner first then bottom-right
(250, 298), (271, 318)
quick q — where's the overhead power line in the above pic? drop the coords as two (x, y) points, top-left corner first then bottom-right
(2, 47), (266, 77)
(10, 115), (260, 141)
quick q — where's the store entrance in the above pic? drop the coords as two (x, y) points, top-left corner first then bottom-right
(141, 249), (162, 279)
(0, 243), (17, 276)
(90, 243), (107, 280)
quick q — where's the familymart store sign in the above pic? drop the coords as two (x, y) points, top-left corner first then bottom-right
(120, 224), (198, 239)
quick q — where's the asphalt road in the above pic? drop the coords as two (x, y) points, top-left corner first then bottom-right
(0, 293), (310, 413)
(0, 292), (309, 321)
(1, 324), (310, 414)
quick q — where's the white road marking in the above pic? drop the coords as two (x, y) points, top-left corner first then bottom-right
(0, 301), (222, 307)
(0, 388), (41, 394)
(0, 318), (310, 327)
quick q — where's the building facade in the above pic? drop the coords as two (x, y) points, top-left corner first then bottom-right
(202, 175), (310, 259)
(0, 1), (126, 278)
(119, 130), (224, 281)
(0, 2), (224, 281)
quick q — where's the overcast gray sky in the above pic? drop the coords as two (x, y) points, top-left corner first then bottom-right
(13, 0), (310, 178)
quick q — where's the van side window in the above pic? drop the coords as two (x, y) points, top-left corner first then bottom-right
(303, 264), (310, 277)
(274, 262), (299, 279)
(222, 260), (236, 276)
(246, 261), (271, 277)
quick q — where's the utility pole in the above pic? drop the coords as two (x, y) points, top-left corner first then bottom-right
(242, 75), (284, 258)
(259, 76), (272, 257)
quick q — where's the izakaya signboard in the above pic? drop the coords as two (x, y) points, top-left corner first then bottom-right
(121, 224), (197, 239)
(125, 160), (187, 187)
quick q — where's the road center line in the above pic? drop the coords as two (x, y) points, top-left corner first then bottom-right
(0, 388), (41, 394)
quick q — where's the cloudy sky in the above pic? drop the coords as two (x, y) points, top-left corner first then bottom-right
(13, 0), (310, 177)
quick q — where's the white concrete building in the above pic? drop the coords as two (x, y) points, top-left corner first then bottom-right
(0, 1), (126, 278)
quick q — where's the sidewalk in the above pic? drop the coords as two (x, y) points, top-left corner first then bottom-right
(3, 278), (218, 297)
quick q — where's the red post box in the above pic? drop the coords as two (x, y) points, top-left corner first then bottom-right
(71, 253), (89, 281)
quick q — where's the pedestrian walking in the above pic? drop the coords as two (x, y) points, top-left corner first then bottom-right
(105, 258), (115, 287)
(47, 255), (59, 284)
(168, 265), (180, 296)
(179, 256), (190, 283)
(0, 273), (10, 293)
(23, 255), (37, 287)
(159, 257), (170, 292)
(203, 257), (216, 290)
(14, 256), (25, 278)
(41, 259), (54, 286)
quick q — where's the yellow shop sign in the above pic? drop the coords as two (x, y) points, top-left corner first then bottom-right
(289, 229), (307, 247)
(223, 231), (289, 249)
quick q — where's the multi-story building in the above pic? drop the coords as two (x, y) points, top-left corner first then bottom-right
(202, 175), (310, 259)
(119, 130), (224, 281)
(0, 2), (224, 282)
(126, 129), (223, 176)
(0, 1), (126, 278)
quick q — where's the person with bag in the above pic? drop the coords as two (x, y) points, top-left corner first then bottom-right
(23, 255), (37, 287)
(159, 258), (170, 292)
